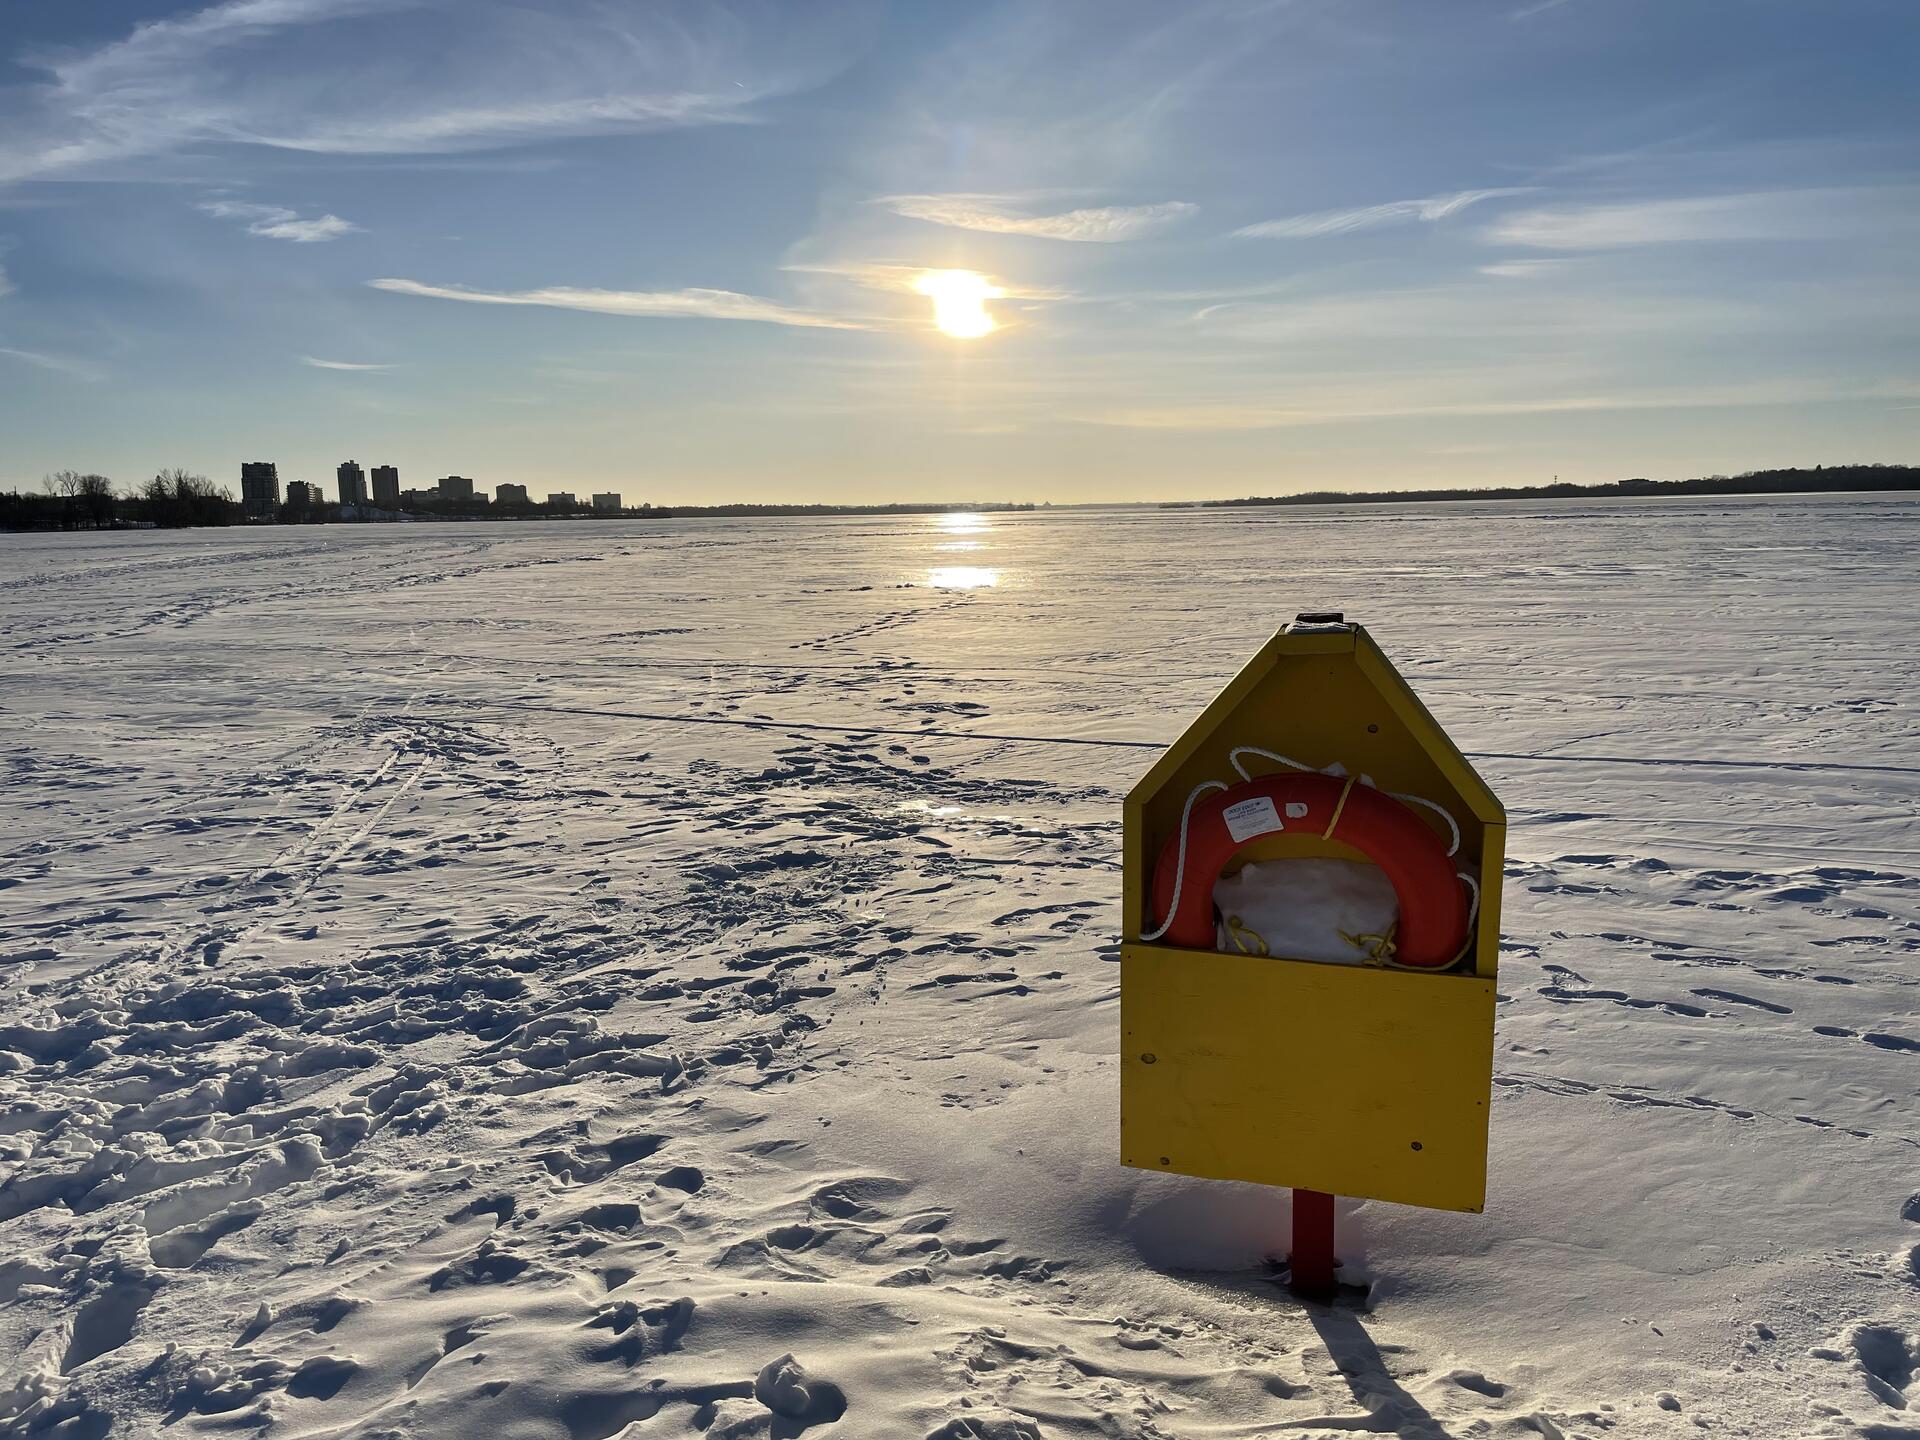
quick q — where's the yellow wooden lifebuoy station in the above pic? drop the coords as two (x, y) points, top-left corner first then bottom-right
(1121, 613), (1505, 1295)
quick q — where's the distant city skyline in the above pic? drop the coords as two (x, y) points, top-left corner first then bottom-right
(225, 458), (628, 518)
(370, 464), (399, 507)
(239, 460), (279, 518)
(0, 2), (1915, 503)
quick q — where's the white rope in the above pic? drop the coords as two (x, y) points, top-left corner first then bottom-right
(1390, 791), (1461, 857)
(1237, 747), (1461, 859)
(1140, 779), (1228, 942)
(1228, 746), (1313, 782)
(1148, 746), (1473, 950)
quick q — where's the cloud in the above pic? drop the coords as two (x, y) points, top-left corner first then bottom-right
(0, 273), (86, 383)
(0, 345), (104, 381)
(1232, 188), (1530, 239)
(369, 278), (864, 329)
(201, 199), (360, 241)
(1483, 189), (1903, 248)
(879, 195), (1196, 242)
(783, 259), (1061, 303)
(1478, 258), (1574, 279)
(855, 5), (1300, 208)
(1194, 284), (1763, 345)
(0, 0), (874, 182)
(1074, 379), (1884, 432)
(301, 355), (392, 370)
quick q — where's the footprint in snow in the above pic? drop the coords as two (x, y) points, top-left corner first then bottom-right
(1846, 1321), (1917, 1409)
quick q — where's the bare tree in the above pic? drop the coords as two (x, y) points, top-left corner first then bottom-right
(41, 470), (84, 527)
(38, 470), (116, 527)
(144, 469), (234, 528)
(77, 473), (114, 527)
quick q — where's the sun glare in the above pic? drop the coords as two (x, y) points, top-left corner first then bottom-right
(928, 566), (998, 590)
(915, 270), (1003, 339)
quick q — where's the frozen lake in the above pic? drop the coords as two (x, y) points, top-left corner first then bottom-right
(3, 495), (1917, 1438)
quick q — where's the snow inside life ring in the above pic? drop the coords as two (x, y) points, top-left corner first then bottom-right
(1148, 773), (1470, 967)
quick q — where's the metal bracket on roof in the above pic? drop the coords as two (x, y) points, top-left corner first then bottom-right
(1285, 611), (1350, 633)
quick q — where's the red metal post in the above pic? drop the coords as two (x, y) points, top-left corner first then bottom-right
(1289, 1188), (1336, 1299)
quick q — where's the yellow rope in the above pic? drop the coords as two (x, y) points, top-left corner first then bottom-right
(1322, 774), (1356, 839)
(1223, 770), (1476, 974)
(1223, 915), (1269, 956)
(1340, 921), (1399, 964)
(1321, 774), (1473, 972)
(1352, 924), (1478, 972)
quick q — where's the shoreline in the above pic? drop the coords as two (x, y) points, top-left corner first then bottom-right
(4, 464), (1916, 532)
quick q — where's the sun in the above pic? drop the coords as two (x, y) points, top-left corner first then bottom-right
(915, 269), (1003, 339)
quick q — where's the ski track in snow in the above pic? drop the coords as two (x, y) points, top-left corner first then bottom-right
(1, 498), (1917, 1440)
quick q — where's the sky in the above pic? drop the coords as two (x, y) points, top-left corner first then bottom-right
(0, 0), (1915, 505)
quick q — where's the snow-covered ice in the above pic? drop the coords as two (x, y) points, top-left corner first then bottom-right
(1, 495), (1916, 1439)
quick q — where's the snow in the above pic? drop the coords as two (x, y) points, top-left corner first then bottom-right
(1, 495), (1916, 1440)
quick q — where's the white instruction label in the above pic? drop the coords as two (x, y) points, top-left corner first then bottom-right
(1222, 795), (1285, 843)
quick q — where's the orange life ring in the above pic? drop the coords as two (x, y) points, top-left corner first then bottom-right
(1149, 773), (1469, 967)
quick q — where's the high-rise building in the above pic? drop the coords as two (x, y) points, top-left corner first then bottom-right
(495, 483), (529, 505)
(438, 475), (475, 501)
(592, 492), (622, 511)
(286, 480), (319, 506)
(370, 465), (400, 506)
(547, 492), (577, 508)
(240, 461), (280, 518)
(337, 461), (366, 506)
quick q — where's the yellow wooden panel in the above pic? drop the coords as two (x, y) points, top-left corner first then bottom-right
(1474, 822), (1507, 980)
(1121, 942), (1495, 1212)
(1352, 629), (1503, 826)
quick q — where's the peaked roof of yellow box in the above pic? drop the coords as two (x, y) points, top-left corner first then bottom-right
(1125, 620), (1504, 825)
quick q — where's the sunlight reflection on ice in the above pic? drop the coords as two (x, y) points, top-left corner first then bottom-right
(927, 566), (998, 590)
(936, 512), (990, 535)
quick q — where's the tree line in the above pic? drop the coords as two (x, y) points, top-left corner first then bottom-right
(11, 462), (1911, 533)
(1197, 463), (1920, 510)
(0, 473), (1041, 531)
(0, 470), (237, 531)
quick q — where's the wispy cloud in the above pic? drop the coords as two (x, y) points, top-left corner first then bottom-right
(1233, 188), (1530, 239)
(880, 195), (1196, 242)
(300, 355), (392, 370)
(201, 199), (360, 241)
(0, 345), (104, 381)
(0, 0), (871, 183)
(1075, 379), (1887, 432)
(1193, 284), (1764, 344)
(264, 96), (755, 156)
(1478, 258), (1575, 279)
(1484, 189), (1907, 248)
(369, 278), (863, 329)
(0, 261), (101, 376)
(783, 259), (1060, 303)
